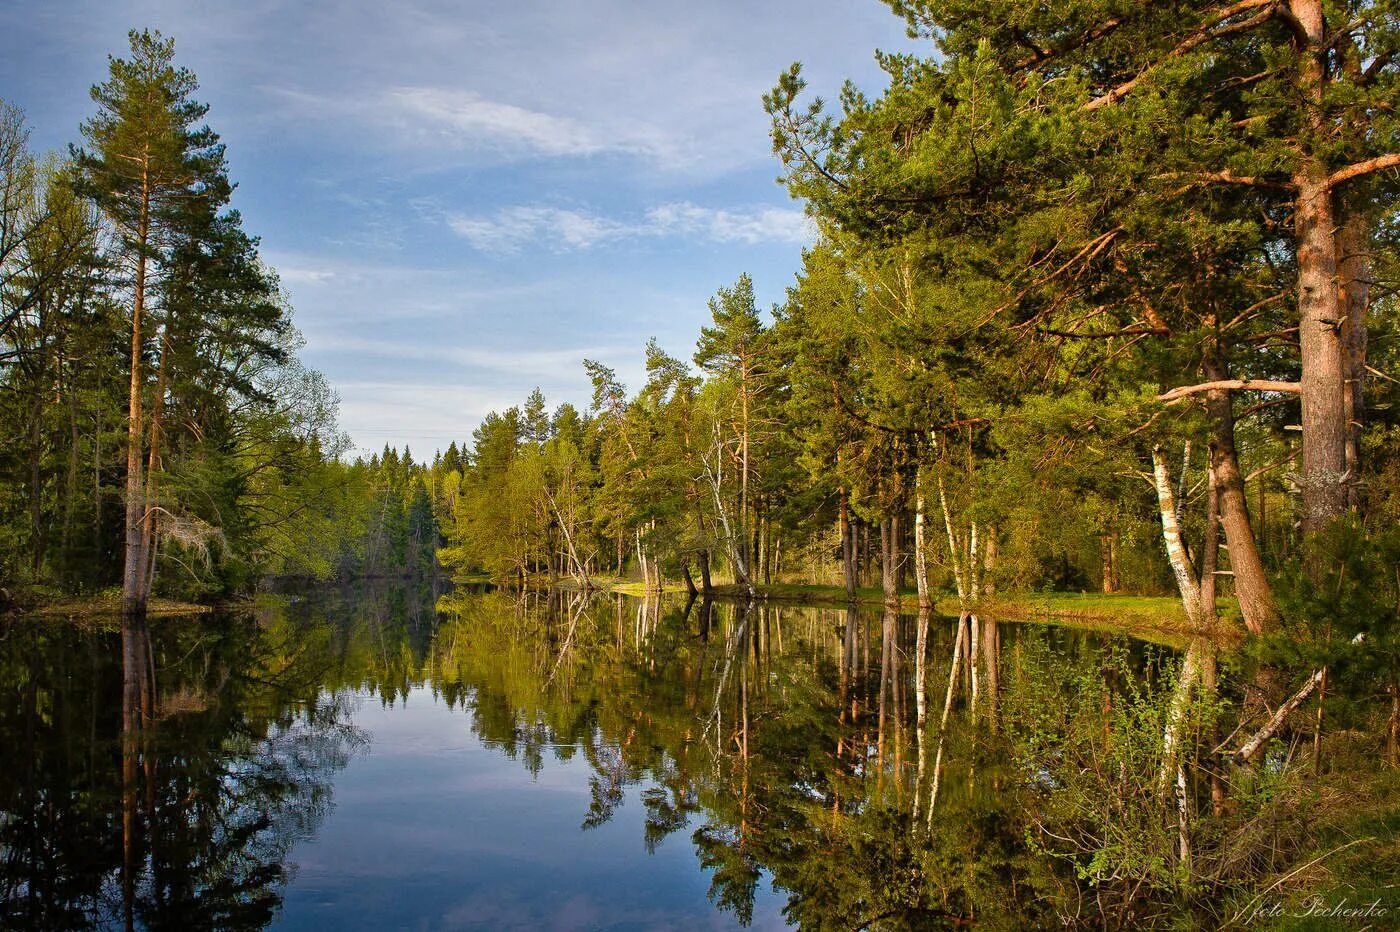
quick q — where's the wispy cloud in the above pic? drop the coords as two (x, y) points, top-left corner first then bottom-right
(444, 202), (813, 253)
(310, 334), (631, 378)
(277, 266), (338, 286)
(645, 202), (814, 245)
(268, 84), (683, 165)
(445, 207), (626, 252)
(387, 87), (676, 161)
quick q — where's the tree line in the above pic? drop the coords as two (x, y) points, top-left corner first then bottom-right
(430, 1), (1400, 892)
(0, 30), (438, 609)
(439, 0), (1400, 637)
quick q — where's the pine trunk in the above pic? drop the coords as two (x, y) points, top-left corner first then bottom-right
(1337, 210), (1369, 508)
(1203, 359), (1279, 633)
(121, 170), (150, 616)
(1292, 1), (1352, 531)
(880, 516), (898, 606)
(839, 488), (857, 600)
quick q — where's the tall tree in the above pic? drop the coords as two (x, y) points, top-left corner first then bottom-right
(73, 29), (229, 613)
(695, 274), (766, 590)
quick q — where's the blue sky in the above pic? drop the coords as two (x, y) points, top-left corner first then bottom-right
(1, 0), (918, 458)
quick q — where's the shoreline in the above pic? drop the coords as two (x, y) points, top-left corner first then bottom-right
(554, 578), (1232, 646)
(8, 579), (1236, 647)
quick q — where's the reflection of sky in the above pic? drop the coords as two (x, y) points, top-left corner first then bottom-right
(274, 688), (790, 930)
(1, 1), (919, 457)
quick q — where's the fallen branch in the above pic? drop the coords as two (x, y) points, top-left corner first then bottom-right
(1225, 836), (1374, 928)
(1231, 669), (1325, 764)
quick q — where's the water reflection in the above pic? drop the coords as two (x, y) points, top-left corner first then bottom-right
(1, 585), (1164, 929)
(2, 611), (364, 929)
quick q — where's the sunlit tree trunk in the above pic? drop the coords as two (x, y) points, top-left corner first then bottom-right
(914, 468), (930, 610)
(1152, 445), (1205, 627)
(1337, 210), (1369, 508)
(880, 515), (898, 606)
(121, 162), (151, 615)
(137, 312), (173, 602)
(1292, 0), (1351, 531)
(839, 487), (857, 600)
(1203, 356), (1278, 633)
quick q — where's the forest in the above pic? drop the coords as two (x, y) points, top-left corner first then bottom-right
(3, 2), (1400, 924)
(0, 31), (438, 609)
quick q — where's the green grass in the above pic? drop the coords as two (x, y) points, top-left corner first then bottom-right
(431, 570), (1238, 645)
(1227, 740), (1400, 930)
(592, 579), (1220, 646)
(20, 594), (213, 620)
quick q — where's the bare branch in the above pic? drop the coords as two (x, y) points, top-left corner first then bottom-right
(1156, 169), (1295, 194)
(1328, 152), (1400, 189)
(1231, 669), (1325, 764)
(1157, 379), (1301, 404)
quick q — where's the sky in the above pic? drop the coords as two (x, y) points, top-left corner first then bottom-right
(0, 0), (920, 459)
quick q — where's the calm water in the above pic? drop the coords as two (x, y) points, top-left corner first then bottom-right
(0, 585), (1158, 929)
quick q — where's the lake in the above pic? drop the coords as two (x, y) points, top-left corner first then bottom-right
(0, 584), (1164, 929)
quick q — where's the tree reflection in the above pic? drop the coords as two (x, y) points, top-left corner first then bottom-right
(0, 610), (365, 929)
(3, 585), (1172, 929)
(425, 590), (1125, 928)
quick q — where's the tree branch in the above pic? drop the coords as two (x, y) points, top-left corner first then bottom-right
(1156, 169), (1295, 193)
(1231, 669), (1325, 764)
(1082, 0), (1277, 111)
(1328, 152), (1400, 189)
(1157, 379), (1301, 404)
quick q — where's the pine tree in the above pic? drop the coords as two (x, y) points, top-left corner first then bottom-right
(73, 30), (229, 613)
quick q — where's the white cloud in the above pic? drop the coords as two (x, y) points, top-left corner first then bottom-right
(444, 201), (812, 253)
(309, 334), (630, 378)
(387, 87), (676, 161)
(646, 202), (814, 244)
(277, 266), (337, 286)
(446, 206), (627, 252)
(268, 84), (684, 165)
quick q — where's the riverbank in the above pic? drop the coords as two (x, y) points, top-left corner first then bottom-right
(8, 577), (1224, 647)
(563, 577), (1227, 646)
(6, 590), (213, 621)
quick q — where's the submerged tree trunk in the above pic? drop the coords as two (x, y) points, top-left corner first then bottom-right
(120, 615), (154, 925)
(1160, 639), (1209, 794)
(929, 613), (968, 816)
(877, 608), (894, 766)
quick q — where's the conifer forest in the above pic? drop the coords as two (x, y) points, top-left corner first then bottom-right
(3, 3), (1400, 929)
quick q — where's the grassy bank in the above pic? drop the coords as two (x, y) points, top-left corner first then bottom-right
(17, 594), (213, 620)
(543, 576), (1221, 646)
